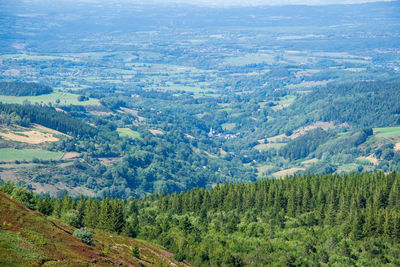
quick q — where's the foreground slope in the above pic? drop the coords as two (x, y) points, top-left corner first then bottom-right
(0, 191), (188, 266)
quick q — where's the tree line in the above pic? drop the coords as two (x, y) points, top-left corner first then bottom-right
(2, 171), (400, 266)
(0, 82), (53, 96)
(0, 103), (97, 137)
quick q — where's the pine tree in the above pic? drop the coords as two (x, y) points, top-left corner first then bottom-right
(83, 198), (100, 228)
(53, 198), (63, 218)
(392, 211), (400, 240)
(383, 209), (394, 237)
(76, 196), (86, 227)
(61, 194), (71, 215)
(38, 195), (54, 216)
(351, 211), (365, 240)
(302, 188), (311, 213)
(98, 197), (114, 232)
(363, 206), (377, 237)
(287, 188), (296, 217)
(111, 199), (125, 233)
(325, 203), (336, 226)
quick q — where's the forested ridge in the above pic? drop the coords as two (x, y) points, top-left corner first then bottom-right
(0, 102), (97, 137)
(3, 171), (400, 266)
(289, 81), (400, 128)
(0, 82), (53, 96)
(1, 2), (400, 265)
(2, 80), (400, 198)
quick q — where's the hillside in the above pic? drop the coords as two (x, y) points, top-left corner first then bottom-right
(3, 171), (400, 266)
(1, 80), (400, 198)
(0, 1), (399, 198)
(0, 191), (188, 266)
(0, 82), (53, 96)
(133, 171), (400, 266)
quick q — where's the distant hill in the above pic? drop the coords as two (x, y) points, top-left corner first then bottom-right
(0, 191), (188, 266)
(0, 82), (53, 96)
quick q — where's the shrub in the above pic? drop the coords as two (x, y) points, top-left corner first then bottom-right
(174, 251), (185, 261)
(61, 209), (81, 228)
(73, 227), (93, 245)
(11, 187), (36, 209)
(0, 181), (15, 194)
(132, 245), (140, 258)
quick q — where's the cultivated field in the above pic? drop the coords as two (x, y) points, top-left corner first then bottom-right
(373, 126), (400, 138)
(0, 130), (58, 144)
(0, 92), (99, 106)
(117, 128), (141, 139)
(0, 148), (63, 161)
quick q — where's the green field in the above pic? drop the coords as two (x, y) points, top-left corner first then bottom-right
(0, 92), (100, 106)
(223, 53), (275, 66)
(271, 95), (296, 110)
(337, 163), (360, 173)
(373, 126), (400, 137)
(0, 54), (81, 62)
(117, 128), (141, 139)
(254, 143), (285, 151)
(222, 123), (236, 131)
(0, 148), (63, 161)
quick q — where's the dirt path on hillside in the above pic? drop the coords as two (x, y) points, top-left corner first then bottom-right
(136, 241), (191, 267)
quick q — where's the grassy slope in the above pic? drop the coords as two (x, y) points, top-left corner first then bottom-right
(0, 192), (189, 267)
(116, 128), (141, 139)
(0, 148), (63, 161)
(373, 126), (400, 138)
(0, 92), (99, 106)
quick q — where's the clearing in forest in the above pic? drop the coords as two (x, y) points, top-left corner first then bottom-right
(0, 148), (63, 161)
(149, 129), (164, 135)
(117, 128), (141, 139)
(0, 130), (58, 144)
(271, 167), (305, 178)
(373, 126), (400, 138)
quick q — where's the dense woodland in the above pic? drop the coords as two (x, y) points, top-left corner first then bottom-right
(1, 1), (400, 266)
(2, 80), (400, 198)
(2, 171), (400, 266)
(0, 82), (53, 96)
(289, 81), (400, 128)
(0, 102), (97, 137)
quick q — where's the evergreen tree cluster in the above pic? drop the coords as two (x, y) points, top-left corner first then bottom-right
(280, 128), (333, 160)
(0, 103), (97, 137)
(293, 80), (400, 127)
(0, 82), (53, 96)
(2, 172), (400, 265)
(136, 171), (400, 265)
(0, 180), (138, 237)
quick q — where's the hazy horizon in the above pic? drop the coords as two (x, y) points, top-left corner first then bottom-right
(143, 0), (395, 6)
(21, 0), (396, 7)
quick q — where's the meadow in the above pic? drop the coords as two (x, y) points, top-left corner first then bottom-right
(0, 92), (99, 106)
(116, 128), (141, 139)
(0, 148), (62, 162)
(373, 126), (400, 138)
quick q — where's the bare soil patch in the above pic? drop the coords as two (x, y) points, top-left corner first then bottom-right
(33, 124), (69, 137)
(149, 129), (164, 135)
(272, 167), (305, 178)
(0, 130), (58, 144)
(289, 121), (335, 139)
(357, 154), (379, 165)
(185, 134), (195, 139)
(302, 158), (319, 165)
(61, 152), (80, 160)
(99, 157), (122, 166)
(395, 142), (400, 151)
